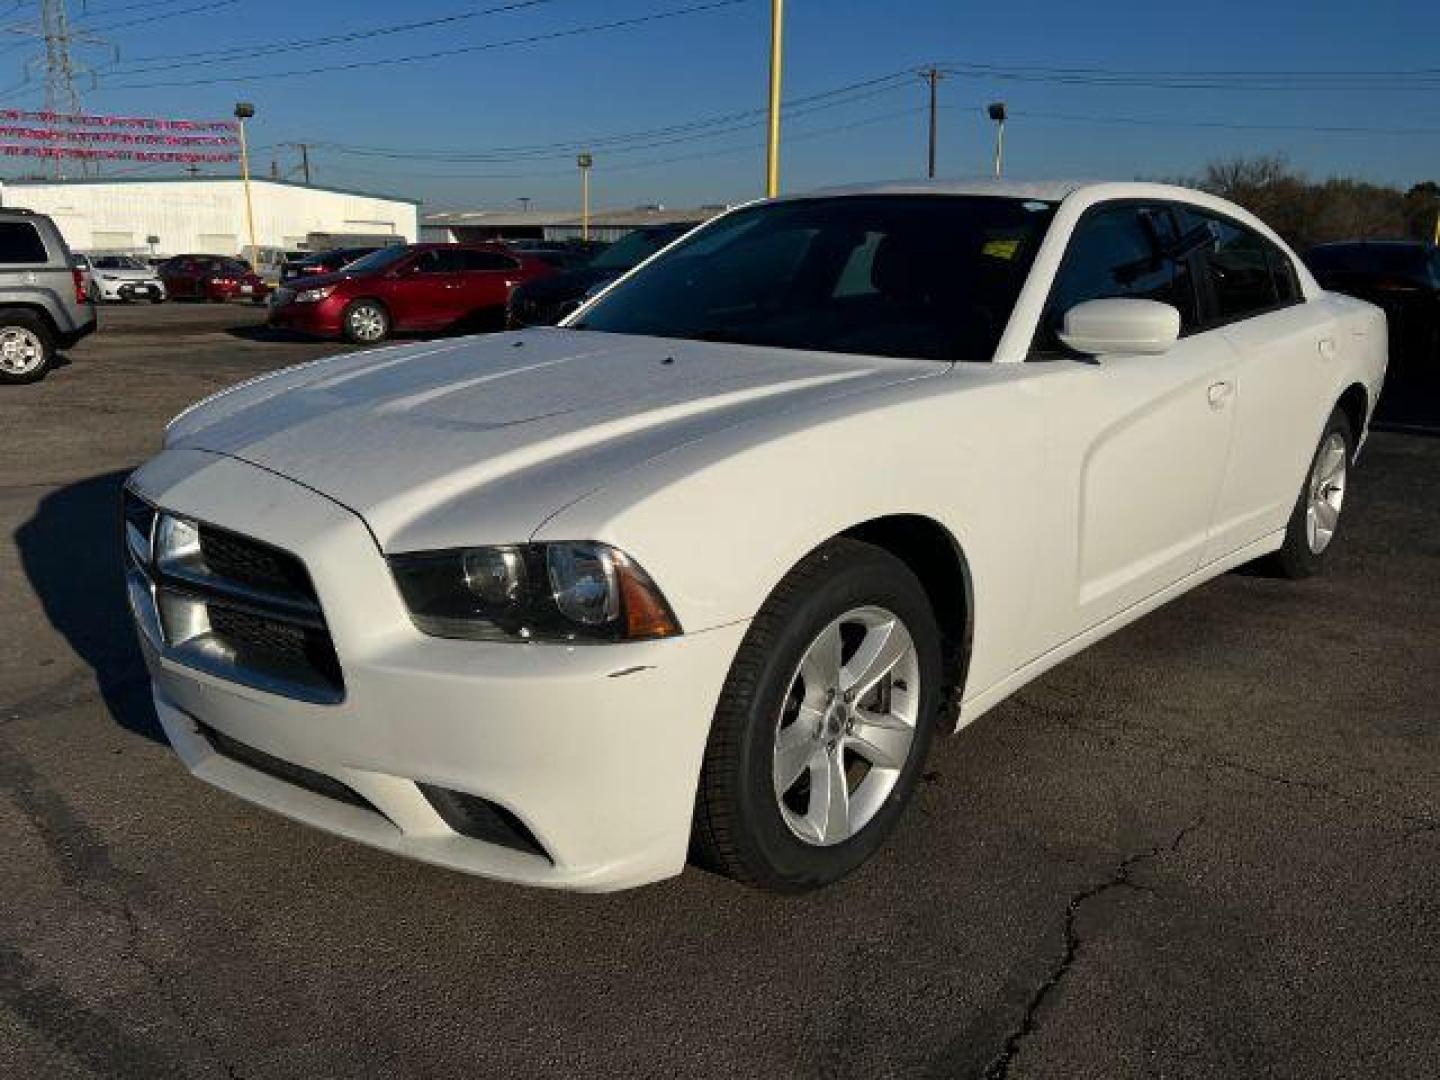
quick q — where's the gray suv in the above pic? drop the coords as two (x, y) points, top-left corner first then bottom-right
(0, 208), (97, 384)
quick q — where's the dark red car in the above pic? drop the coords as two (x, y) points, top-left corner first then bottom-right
(268, 243), (555, 343)
(159, 255), (269, 303)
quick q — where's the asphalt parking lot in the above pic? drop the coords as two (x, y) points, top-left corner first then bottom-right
(2, 302), (1438, 1079)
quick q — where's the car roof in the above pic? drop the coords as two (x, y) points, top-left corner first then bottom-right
(785, 178), (1089, 203)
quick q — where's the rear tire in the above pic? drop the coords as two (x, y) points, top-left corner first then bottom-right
(342, 299), (390, 344)
(0, 312), (55, 385)
(693, 537), (942, 892)
(1268, 408), (1353, 579)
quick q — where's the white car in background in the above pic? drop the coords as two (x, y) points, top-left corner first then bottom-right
(124, 180), (1386, 893)
(76, 253), (166, 303)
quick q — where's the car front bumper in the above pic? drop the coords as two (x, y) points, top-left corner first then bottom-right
(98, 279), (166, 302)
(126, 449), (745, 891)
(268, 297), (346, 337)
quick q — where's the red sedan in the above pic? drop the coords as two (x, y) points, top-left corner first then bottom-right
(268, 243), (555, 343)
(159, 255), (269, 303)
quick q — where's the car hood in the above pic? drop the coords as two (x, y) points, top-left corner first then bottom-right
(96, 267), (158, 280)
(166, 329), (942, 551)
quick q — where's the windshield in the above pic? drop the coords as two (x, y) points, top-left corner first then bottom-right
(586, 227), (686, 271)
(94, 255), (146, 270)
(573, 196), (1056, 362)
(341, 246), (411, 275)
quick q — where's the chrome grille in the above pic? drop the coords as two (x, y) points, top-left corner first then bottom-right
(122, 487), (344, 703)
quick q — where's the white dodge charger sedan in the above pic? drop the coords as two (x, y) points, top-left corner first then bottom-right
(124, 181), (1386, 892)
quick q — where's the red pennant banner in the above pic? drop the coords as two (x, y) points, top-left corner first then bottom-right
(1, 145), (238, 163)
(0, 125), (238, 146)
(0, 109), (236, 132)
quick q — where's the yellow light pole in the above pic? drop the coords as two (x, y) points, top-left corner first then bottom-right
(765, 0), (784, 197)
(234, 102), (258, 264)
(577, 151), (593, 240)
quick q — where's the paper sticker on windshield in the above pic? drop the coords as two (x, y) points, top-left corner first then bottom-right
(982, 238), (1021, 260)
(1022, 200), (1050, 212)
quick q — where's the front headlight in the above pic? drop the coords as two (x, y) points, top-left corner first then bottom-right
(295, 285), (335, 303)
(388, 541), (680, 643)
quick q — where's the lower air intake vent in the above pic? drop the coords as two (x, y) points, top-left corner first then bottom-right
(199, 723), (383, 820)
(418, 784), (551, 863)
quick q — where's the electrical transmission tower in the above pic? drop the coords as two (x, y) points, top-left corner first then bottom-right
(2, 2), (114, 177)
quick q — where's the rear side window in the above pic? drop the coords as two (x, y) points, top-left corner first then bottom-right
(1041, 203), (1200, 349)
(459, 249), (520, 272)
(1180, 209), (1300, 322)
(0, 222), (49, 264)
(1197, 216), (1277, 319)
(412, 248), (465, 273)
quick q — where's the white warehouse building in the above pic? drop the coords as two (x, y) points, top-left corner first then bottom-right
(0, 176), (420, 258)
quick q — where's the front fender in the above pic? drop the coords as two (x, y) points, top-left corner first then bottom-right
(534, 377), (1049, 700)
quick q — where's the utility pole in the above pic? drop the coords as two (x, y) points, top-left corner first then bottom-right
(765, 0), (784, 197)
(279, 143), (313, 184)
(920, 66), (944, 179)
(577, 152), (593, 240)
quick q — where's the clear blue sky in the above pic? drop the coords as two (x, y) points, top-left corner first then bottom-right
(5, 0), (1439, 211)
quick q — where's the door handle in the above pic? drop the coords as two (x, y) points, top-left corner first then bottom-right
(1318, 337), (1337, 360)
(1207, 380), (1234, 410)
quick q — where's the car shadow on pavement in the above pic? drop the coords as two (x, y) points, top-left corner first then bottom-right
(224, 323), (316, 343)
(14, 469), (162, 743)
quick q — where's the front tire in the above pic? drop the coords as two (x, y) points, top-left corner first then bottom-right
(0, 312), (55, 384)
(1269, 408), (1353, 579)
(342, 299), (390, 344)
(693, 538), (942, 892)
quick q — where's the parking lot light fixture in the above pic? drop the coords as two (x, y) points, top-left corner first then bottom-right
(577, 152), (593, 241)
(234, 103), (258, 265)
(988, 102), (1007, 179)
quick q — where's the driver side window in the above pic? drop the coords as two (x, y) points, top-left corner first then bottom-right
(1036, 204), (1199, 356)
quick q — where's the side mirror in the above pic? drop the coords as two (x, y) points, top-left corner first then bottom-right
(1058, 298), (1181, 357)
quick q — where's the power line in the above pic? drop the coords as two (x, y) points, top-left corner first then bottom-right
(100, 0), (570, 73)
(1012, 108), (1440, 136)
(301, 73), (917, 163)
(323, 104), (928, 183)
(76, 0), (237, 34)
(103, 0), (753, 89)
(938, 61), (1440, 92)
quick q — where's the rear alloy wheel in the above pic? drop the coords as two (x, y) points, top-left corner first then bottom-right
(1269, 407), (1353, 578)
(0, 315), (55, 385)
(694, 537), (942, 892)
(343, 300), (390, 344)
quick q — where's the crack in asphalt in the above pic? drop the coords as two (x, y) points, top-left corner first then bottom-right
(977, 817), (1206, 1080)
(1012, 693), (1440, 837)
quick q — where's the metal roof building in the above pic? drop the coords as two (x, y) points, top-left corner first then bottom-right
(423, 204), (730, 244)
(0, 176), (421, 259)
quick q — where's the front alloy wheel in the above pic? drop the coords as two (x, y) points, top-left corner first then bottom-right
(694, 537), (942, 892)
(0, 315), (55, 384)
(773, 607), (920, 847)
(343, 300), (390, 343)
